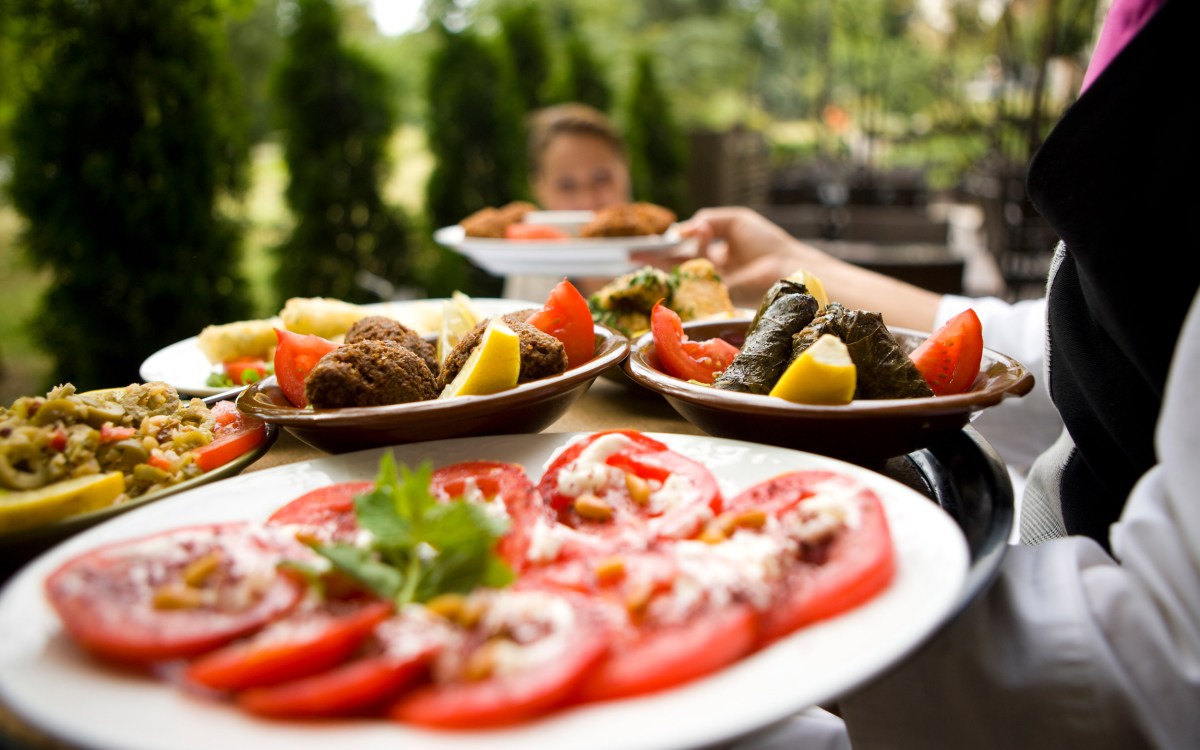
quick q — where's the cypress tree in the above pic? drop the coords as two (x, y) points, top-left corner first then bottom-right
(546, 28), (612, 113)
(497, 1), (552, 112)
(423, 24), (525, 298)
(8, 0), (251, 390)
(271, 0), (412, 306)
(624, 51), (689, 213)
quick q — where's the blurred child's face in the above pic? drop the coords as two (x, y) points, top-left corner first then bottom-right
(532, 133), (631, 211)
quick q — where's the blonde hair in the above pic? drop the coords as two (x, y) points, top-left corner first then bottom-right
(526, 103), (628, 178)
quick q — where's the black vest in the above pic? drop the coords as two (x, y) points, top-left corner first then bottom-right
(1027, 0), (1197, 547)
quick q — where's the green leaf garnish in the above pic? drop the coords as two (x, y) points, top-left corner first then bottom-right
(308, 452), (514, 606)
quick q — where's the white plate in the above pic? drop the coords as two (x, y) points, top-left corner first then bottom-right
(0, 432), (968, 750)
(139, 298), (540, 398)
(434, 225), (682, 277)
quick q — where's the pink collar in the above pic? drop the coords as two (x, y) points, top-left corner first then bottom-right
(1081, 0), (1167, 92)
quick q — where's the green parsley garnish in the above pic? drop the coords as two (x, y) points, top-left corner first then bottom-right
(308, 452), (514, 606)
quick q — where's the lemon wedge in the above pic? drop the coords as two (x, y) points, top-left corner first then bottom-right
(0, 471), (126, 534)
(770, 334), (856, 405)
(437, 292), (480, 365)
(786, 267), (830, 312)
(438, 320), (521, 399)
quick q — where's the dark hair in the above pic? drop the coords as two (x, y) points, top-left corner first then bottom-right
(526, 103), (627, 177)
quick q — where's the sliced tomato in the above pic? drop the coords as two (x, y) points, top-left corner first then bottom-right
(265, 481), (376, 544)
(536, 430), (723, 544)
(429, 461), (549, 573)
(223, 357), (272, 386)
(273, 328), (339, 408)
(191, 419), (267, 472)
(504, 223), (569, 240)
(237, 611), (451, 718)
(525, 278), (595, 369)
(44, 523), (310, 665)
(98, 422), (136, 443)
(388, 589), (609, 728)
(209, 399), (240, 429)
(726, 471), (896, 645)
(908, 308), (984, 396)
(650, 301), (739, 384)
(185, 598), (393, 691)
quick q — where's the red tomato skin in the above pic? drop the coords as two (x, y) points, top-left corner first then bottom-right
(650, 302), (738, 384)
(525, 278), (595, 369)
(184, 599), (394, 691)
(238, 649), (435, 718)
(265, 481), (376, 543)
(273, 328), (339, 408)
(44, 523), (308, 665)
(730, 472), (896, 646)
(537, 431), (722, 543)
(504, 223), (570, 240)
(387, 593), (610, 729)
(577, 602), (757, 703)
(909, 308), (984, 395)
(192, 421), (267, 472)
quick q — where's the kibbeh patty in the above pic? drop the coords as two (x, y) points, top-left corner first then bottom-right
(305, 339), (437, 408)
(344, 315), (439, 376)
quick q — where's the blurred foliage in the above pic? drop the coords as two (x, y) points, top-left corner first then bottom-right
(497, 0), (552, 111)
(421, 22), (525, 297)
(7, 0), (252, 391)
(270, 0), (413, 306)
(623, 51), (689, 214)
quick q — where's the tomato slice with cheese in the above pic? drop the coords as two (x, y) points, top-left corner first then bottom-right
(724, 470), (896, 645)
(387, 588), (609, 728)
(429, 461), (549, 572)
(185, 597), (394, 691)
(521, 549), (758, 703)
(537, 430), (724, 547)
(265, 481), (376, 544)
(237, 609), (454, 718)
(44, 523), (310, 665)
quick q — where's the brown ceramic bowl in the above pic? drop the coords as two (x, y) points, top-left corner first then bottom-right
(236, 324), (629, 454)
(622, 317), (1034, 464)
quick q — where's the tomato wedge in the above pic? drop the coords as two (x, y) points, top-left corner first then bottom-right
(44, 523), (310, 665)
(526, 278), (595, 369)
(237, 611), (452, 718)
(273, 328), (339, 408)
(650, 301), (739, 384)
(908, 308), (984, 396)
(537, 430), (723, 544)
(726, 471), (896, 645)
(504, 223), (569, 240)
(388, 589), (609, 728)
(185, 598), (394, 691)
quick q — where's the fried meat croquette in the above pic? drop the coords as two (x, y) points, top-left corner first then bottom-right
(344, 315), (439, 377)
(438, 318), (566, 390)
(579, 202), (676, 238)
(305, 340), (437, 409)
(459, 201), (538, 238)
